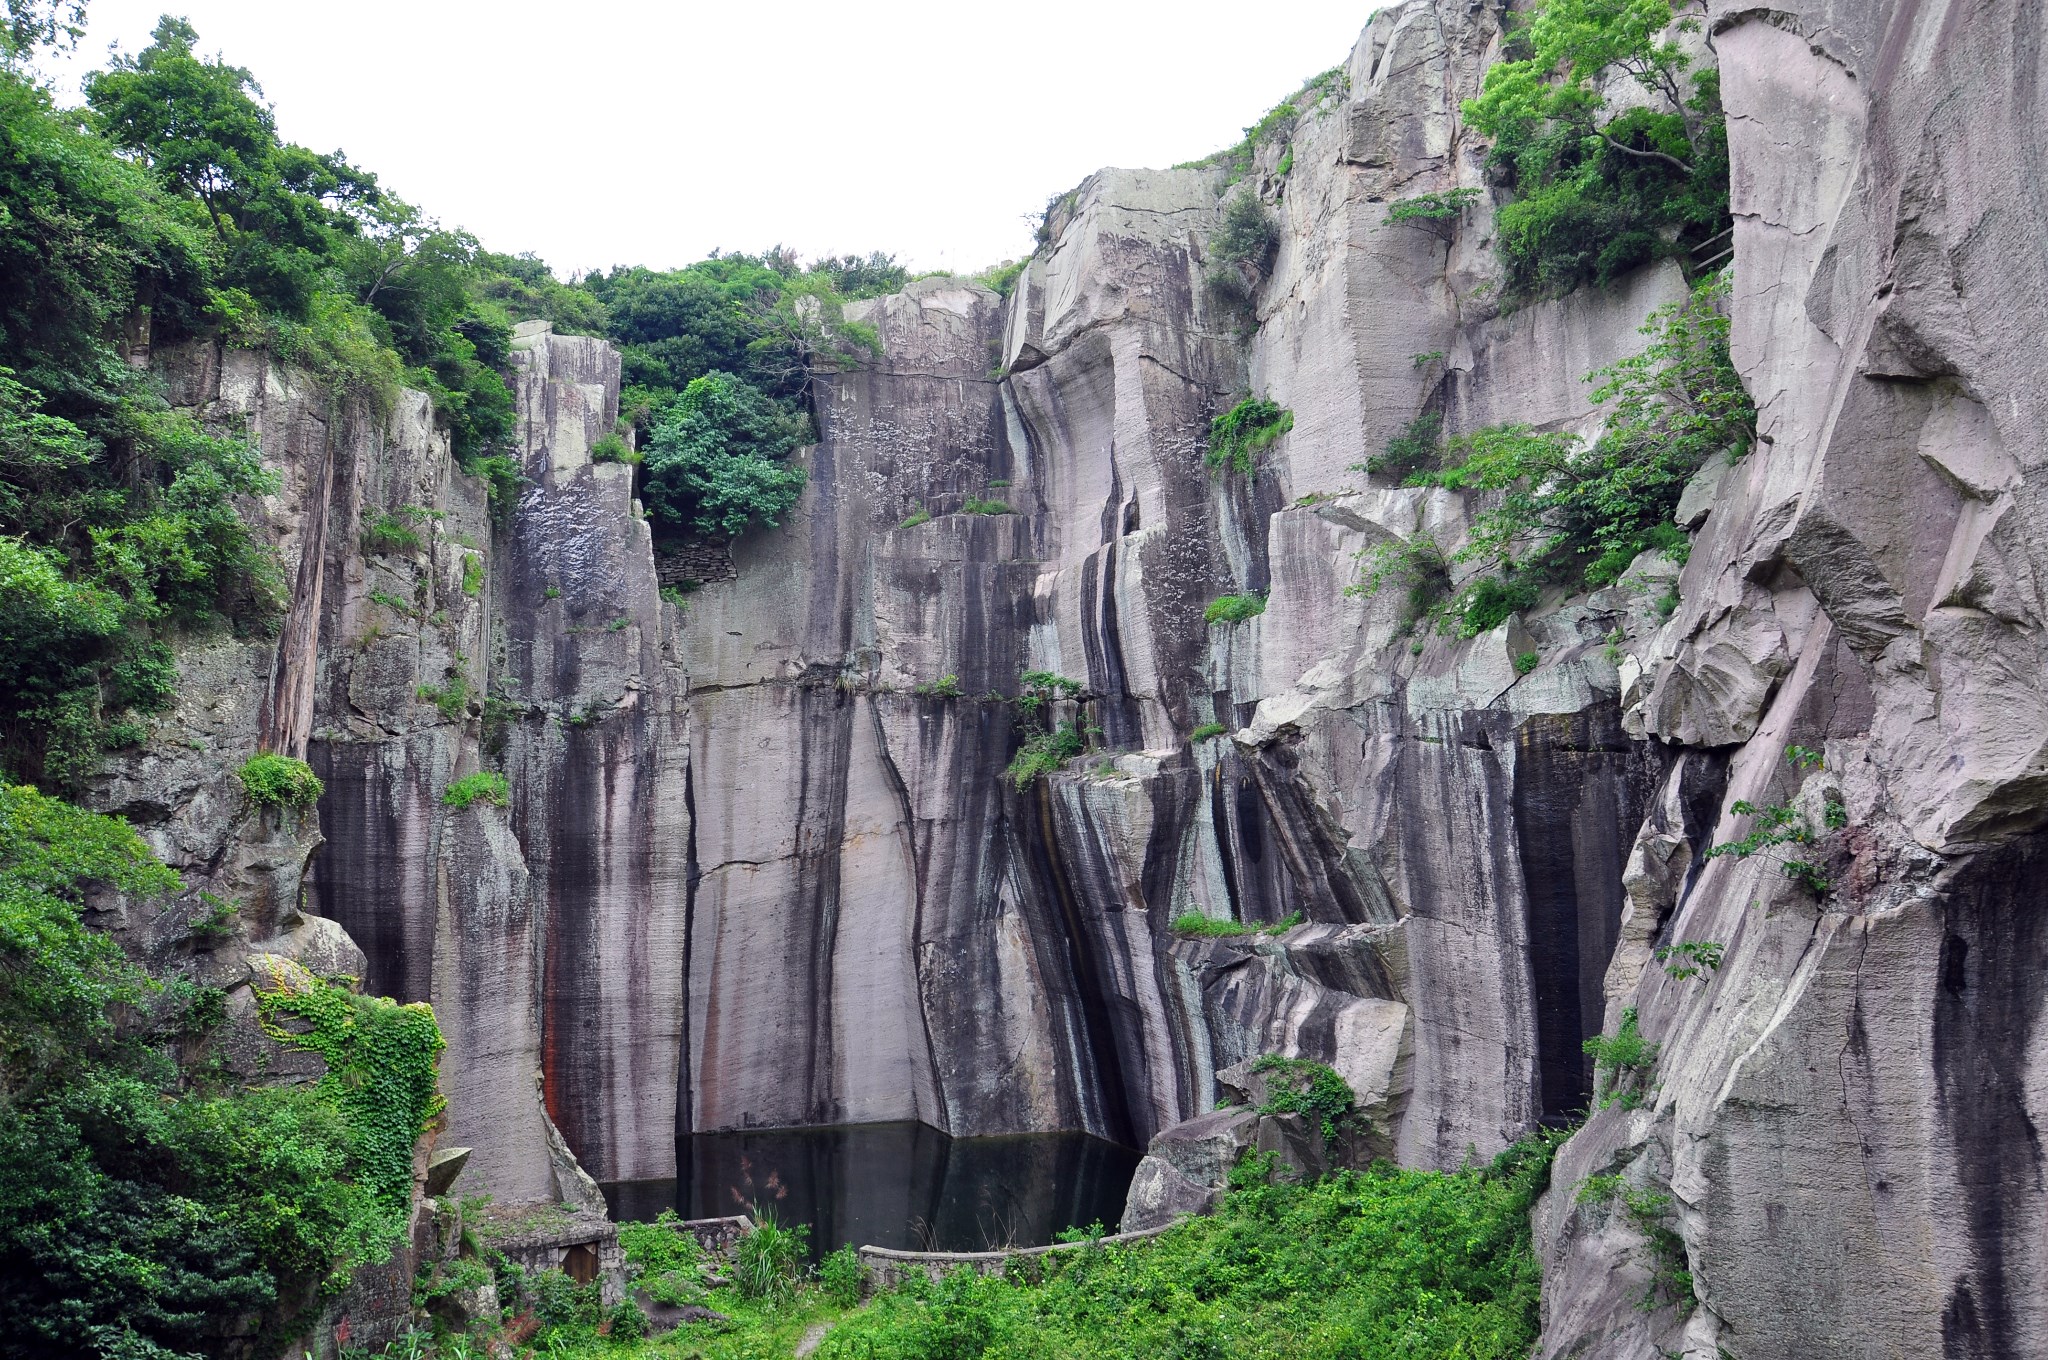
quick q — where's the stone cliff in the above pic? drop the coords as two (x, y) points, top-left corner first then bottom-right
(90, 1), (2048, 1355)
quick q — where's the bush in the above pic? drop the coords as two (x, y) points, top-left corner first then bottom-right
(1203, 593), (1266, 625)
(1206, 398), (1293, 478)
(418, 672), (471, 722)
(1385, 187), (1483, 227)
(1513, 651), (1540, 676)
(899, 506), (932, 528)
(620, 1210), (705, 1307)
(460, 555), (483, 597)
(1251, 1055), (1357, 1140)
(362, 508), (426, 555)
(590, 431), (639, 465)
(1170, 913), (1254, 938)
(1006, 721), (1085, 790)
(913, 674), (963, 699)
(442, 771), (509, 810)
(1583, 1007), (1659, 1109)
(732, 1206), (808, 1303)
(1362, 410), (1443, 479)
(237, 753), (324, 809)
(961, 496), (1011, 516)
(642, 371), (809, 540)
(818, 1243), (866, 1309)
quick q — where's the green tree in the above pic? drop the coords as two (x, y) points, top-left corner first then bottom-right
(1461, 0), (1730, 297)
(641, 371), (809, 539)
(0, 0), (84, 67)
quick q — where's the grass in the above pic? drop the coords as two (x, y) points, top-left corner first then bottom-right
(1171, 912), (1256, 938)
(962, 496), (1012, 516)
(1207, 398), (1293, 478)
(1204, 593), (1267, 625)
(1190, 722), (1228, 742)
(442, 771), (509, 810)
(361, 507), (426, 555)
(899, 506), (933, 528)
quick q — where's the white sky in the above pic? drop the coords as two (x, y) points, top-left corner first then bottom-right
(44, 1), (1380, 278)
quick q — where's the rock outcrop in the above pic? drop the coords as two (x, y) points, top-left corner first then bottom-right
(88, 1), (2048, 1354)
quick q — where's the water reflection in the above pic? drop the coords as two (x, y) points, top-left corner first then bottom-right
(601, 1122), (1141, 1258)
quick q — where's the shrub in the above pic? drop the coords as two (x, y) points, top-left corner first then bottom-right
(914, 674), (964, 699)
(975, 260), (1025, 297)
(1362, 410), (1443, 479)
(1007, 721), (1085, 790)
(442, 771), (508, 810)
(818, 1243), (866, 1309)
(590, 431), (639, 465)
(1213, 192), (1280, 274)
(1385, 187), (1483, 227)
(962, 496), (1011, 515)
(1655, 940), (1724, 980)
(732, 1205), (808, 1303)
(642, 371), (810, 540)
(1204, 593), (1267, 625)
(1170, 913), (1255, 939)
(1207, 398), (1293, 478)
(1513, 651), (1540, 676)
(1576, 1175), (1694, 1312)
(1251, 1055), (1357, 1140)
(899, 506), (932, 528)
(460, 555), (483, 597)
(417, 673), (471, 722)
(1265, 911), (1306, 935)
(1347, 535), (1454, 630)
(361, 508), (426, 555)
(1583, 1007), (1659, 1109)
(237, 753), (324, 809)
(619, 1210), (704, 1308)
(1190, 722), (1228, 742)
(466, 453), (525, 528)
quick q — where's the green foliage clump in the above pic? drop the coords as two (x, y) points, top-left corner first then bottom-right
(1207, 397), (1293, 478)
(1362, 410), (1443, 480)
(974, 260), (1026, 298)
(1463, 0), (1731, 298)
(732, 1206), (808, 1303)
(1208, 192), (1282, 308)
(1356, 275), (1751, 633)
(418, 671), (471, 722)
(236, 752), (323, 809)
(362, 507), (426, 556)
(254, 961), (445, 1219)
(1583, 1006), (1659, 1110)
(442, 770), (509, 810)
(899, 505), (933, 528)
(1655, 939), (1724, 980)
(0, 785), (411, 1357)
(460, 554), (484, 598)
(816, 1132), (1562, 1360)
(1514, 651), (1541, 676)
(913, 674), (964, 699)
(1007, 721), (1085, 791)
(1251, 1055), (1357, 1140)
(1170, 913), (1255, 939)
(1189, 722), (1228, 742)
(590, 431), (638, 465)
(1385, 187), (1484, 226)
(642, 371), (809, 540)
(962, 496), (1012, 516)
(817, 1243), (866, 1310)
(1204, 593), (1267, 625)
(619, 1209), (705, 1308)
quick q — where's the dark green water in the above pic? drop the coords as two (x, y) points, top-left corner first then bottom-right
(600, 1122), (1141, 1258)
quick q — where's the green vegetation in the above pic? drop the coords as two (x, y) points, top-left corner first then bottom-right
(899, 505), (933, 528)
(1384, 187), (1483, 227)
(975, 260), (1026, 298)
(418, 672), (471, 723)
(1204, 593), (1268, 625)
(1190, 721), (1228, 742)
(1170, 912), (1256, 938)
(913, 674), (964, 699)
(1347, 534), (1452, 632)
(1250, 1055), (1356, 1140)
(1007, 721), (1086, 790)
(1576, 1175), (1694, 1312)
(732, 1207), (809, 1303)
(363, 507), (427, 555)
(1180, 65), (1348, 186)
(1360, 410), (1443, 480)
(1266, 911), (1306, 935)
(1004, 675), (1092, 787)
(460, 554), (484, 597)
(236, 752), (324, 809)
(962, 496), (1012, 516)
(1655, 939), (1724, 981)
(1207, 397), (1294, 478)
(1353, 274), (1751, 635)
(818, 1243), (867, 1309)
(442, 771), (509, 810)
(1583, 1006), (1659, 1110)
(641, 371), (809, 540)
(1208, 192), (1281, 309)
(1514, 651), (1541, 677)
(1702, 748), (1835, 893)
(0, 784), (439, 1358)
(811, 1133), (1560, 1360)
(1463, 0), (1731, 299)
(618, 1210), (705, 1307)
(589, 431), (638, 465)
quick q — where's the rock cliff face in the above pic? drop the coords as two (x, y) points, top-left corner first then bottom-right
(95, 0), (2047, 1354)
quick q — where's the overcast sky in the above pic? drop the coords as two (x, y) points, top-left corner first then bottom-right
(44, 2), (1380, 277)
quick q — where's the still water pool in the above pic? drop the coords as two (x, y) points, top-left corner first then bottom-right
(600, 1122), (1141, 1258)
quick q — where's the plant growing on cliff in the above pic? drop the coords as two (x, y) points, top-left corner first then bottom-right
(642, 371), (809, 540)
(1361, 410), (1444, 480)
(1385, 187), (1483, 231)
(1190, 721), (1228, 742)
(1208, 191), (1282, 309)
(1007, 721), (1086, 790)
(1584, 1006), (1659, 1109)
(1251, 1055), (1358, 1141)
(1207, 397), (1293, 479)
(1204, 593), (1267, 625)
(1655, 939), (1724, 981)
(962, 496), (1012, 515)
(913, 673), (964, 699)
(237, 752), (324, 809)
(362, 507), (427, 555)
(1463, 0), (1732, 298)
(442, 770), (509, 810)
(1171, 912), (1256, 939)
(1576, 1174), (1695, 1313)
